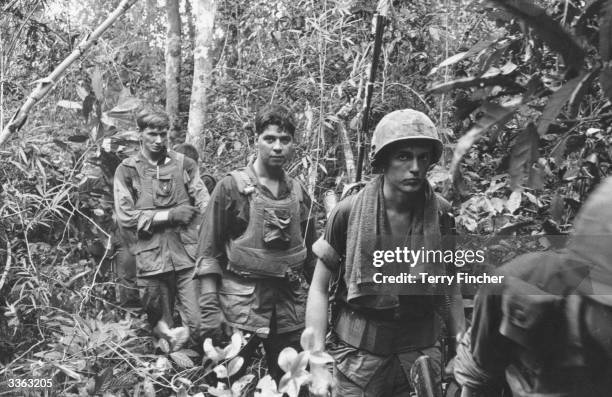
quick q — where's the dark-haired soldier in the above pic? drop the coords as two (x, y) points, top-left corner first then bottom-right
(455, 176), (612, 397)
(195, 104), (316, 382)
(114, 110), (210, 350)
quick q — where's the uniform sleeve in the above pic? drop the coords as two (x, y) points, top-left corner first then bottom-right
(184, 158), (210, 212)
(113, 163), (158, 234)
(194, 176), (235, 277)
(312, 197), (352, 273)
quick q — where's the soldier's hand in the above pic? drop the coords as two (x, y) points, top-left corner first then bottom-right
(169, 205), (198, 225)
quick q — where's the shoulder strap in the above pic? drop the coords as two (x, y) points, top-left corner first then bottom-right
(289, 177), (304, 203)
(121, 156), (138, 168)
(229, 169), (256, 195)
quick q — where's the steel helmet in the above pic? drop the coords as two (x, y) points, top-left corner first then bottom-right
(370, 109), (443, 171)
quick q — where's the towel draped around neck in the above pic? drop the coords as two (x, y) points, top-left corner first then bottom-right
(344, 175), (446, 309)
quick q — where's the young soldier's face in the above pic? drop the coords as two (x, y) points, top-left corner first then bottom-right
(141, 127), (168, 156)
(383, 141), (432, 193)
(257, 124), (294, 169)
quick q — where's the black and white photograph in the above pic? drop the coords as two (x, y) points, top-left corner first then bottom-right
(1, 0), (612, 396)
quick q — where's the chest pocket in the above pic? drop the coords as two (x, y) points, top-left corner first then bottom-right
(153, 177), (175, 207)
(263, 207), (292, 248)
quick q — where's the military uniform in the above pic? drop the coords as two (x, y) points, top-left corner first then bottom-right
(114, 150), (209, 336)
(455, 177), (612, 397)
(313, 186), (456, 396)
(307, 109), (465, 397)
(195, 164), (316, 381)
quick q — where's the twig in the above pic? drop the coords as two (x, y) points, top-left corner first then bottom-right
(61, 269), (92, 289)
(0, 341), (43, 375)
(0, 238), (12, 292)
(2, 0), (41, 71)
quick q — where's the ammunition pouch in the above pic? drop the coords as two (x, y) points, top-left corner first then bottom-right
(226, 241), (307, 278)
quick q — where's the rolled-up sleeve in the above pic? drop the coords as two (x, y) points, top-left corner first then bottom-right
(313, 197), (352, 273)
(113, 164), (157, 233)
(194, 176), (234, 277)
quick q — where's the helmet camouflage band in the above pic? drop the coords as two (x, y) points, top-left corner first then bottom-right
(370, 109), (443, 171)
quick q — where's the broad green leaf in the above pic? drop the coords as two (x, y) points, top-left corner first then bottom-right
(509, 123), (539, 191)
(231, 374), (256, 396)
(207, 384), (232, 397)
(227, 356), (244, 376)
(506, 191), (522, 213)
(223, 331), (243, 360)
(254, 375), (282, 397)
(278, 347), (299, 373)
(108, 97), (142, 115)
(429, 52), (467, 75)
(213, 364), (228, 378)
(537, 72), (587, 135)
(203, 338), (223, 362)
(157, 338), (170, 354)
(170, 351), (195, 368)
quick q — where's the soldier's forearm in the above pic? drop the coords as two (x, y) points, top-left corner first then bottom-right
(305, 259), (332, 351)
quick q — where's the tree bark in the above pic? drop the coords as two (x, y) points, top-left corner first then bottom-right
(0, 0), (138, 146)
(186, 0), (216, 151)
(165, 0), (182, 134)
(184, 0), (196, 49)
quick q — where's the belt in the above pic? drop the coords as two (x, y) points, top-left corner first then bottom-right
(333, 306), (439, 356)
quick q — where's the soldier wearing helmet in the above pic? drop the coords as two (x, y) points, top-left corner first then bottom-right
(306, 109), (465, 396)
(454, 176), (612, 397)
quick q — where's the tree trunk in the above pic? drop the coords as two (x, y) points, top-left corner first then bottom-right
(186, 0), (216, 151)
(184, 0), (196, 49)
(165, 0), (182, 135)
(0, 0), (138, 146)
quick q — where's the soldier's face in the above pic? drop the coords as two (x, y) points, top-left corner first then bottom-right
(256, 125), (294, 170)
(141, 127), (168, 156)
(383, 142), (432, 193)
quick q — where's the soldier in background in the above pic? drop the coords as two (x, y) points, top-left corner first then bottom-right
(306, 109), (465, 396)
(114, 110), (210, 350)
(455, 176), (612, 396)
